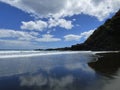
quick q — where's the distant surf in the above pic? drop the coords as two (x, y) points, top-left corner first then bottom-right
(0, 50), (119, 59)
(0, 51), (92, 58)
(92, 51), (120, 54)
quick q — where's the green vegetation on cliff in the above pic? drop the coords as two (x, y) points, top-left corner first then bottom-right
(71, 10), (120, 51)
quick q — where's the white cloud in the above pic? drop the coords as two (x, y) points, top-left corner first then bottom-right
(0, 0), (66, 18)
(0, 29), (36, 41)
(48, 18), (73, 29)
(0, 39), (42, 49)
(0, 29), (61, 42)
(64, 34), (81, 41)
(29, 31), (39, 36)
(21, 18), (73, 31)
(1, 0), (119, 32)
(64, 29), (95, 41)
(80, 29), (95, 39)
(0, 0), (120, 20)
(36, 34), (61, 42)
(0, 29), (47, 49)
(21, 20), (48, 31)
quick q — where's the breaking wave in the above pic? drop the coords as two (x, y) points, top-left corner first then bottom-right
(0, 51), (92, 58)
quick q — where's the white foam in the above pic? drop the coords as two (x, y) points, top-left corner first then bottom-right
(0, 51), (42, 54)
(92, 51), (120, 54)
(0, 51), (92, 59)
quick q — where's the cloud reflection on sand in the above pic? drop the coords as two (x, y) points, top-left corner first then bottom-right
(0, 52), (99, 90)
(20, 74), (74, 88)
(0, 52), (94, 77)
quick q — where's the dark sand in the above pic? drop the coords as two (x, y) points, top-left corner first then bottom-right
(88, 52), (120, 76)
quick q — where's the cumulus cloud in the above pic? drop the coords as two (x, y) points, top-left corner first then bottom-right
(0, 39), (41, 49)
(36, 34), (61, 42)
(21, 20), (48, 31)
(1, 0), (120, 32)
(0, 29), (36, 40)
(64, 34), (81, 41)
(0, 29), (42, 49)
(48, 18), (73, 29)
(21, 18), (73, 31)
(0, 29), (61, 42)
(80, 29), (95, 39)
(0, 29), (61, 49)
(0, 0), (120, 20)
(64, 29), (95, 41)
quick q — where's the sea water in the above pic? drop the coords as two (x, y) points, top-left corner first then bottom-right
(0, 51), (119, 90)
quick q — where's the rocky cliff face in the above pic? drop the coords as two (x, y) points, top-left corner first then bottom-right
(71, 10), (120, 51)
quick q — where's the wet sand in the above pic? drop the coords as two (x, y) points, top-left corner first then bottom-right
(88, 52), (120, 76)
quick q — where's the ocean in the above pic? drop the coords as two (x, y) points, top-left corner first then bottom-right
(0, 51), (120, 90)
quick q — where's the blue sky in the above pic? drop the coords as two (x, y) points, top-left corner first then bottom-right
(0, 0), (120, 49)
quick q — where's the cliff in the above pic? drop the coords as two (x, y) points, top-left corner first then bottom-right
(71, 10), (120, 51)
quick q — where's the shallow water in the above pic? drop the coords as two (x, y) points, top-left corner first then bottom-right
(0, 51), (120, 90)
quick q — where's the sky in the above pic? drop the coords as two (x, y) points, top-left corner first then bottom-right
(0, 0), (120, 49)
